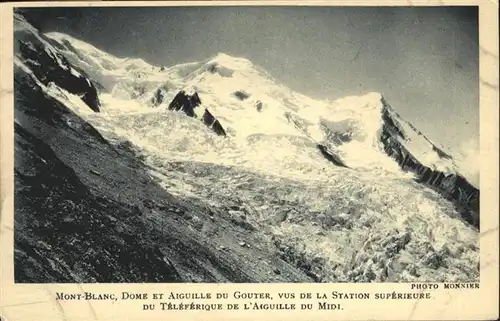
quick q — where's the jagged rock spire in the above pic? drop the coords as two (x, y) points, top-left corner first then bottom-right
(167, 90), (227, 137)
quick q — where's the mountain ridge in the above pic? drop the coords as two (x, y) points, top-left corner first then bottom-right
(20, 15), (480, 228)
(12, 10), (480, 283)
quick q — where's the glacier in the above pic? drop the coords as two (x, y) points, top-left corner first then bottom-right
(13, 12), (479, 283)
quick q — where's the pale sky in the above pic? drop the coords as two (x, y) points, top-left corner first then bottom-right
(21, 6), (479, 155)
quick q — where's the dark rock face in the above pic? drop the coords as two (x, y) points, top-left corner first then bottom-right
(151, 88), (164, 107)
(168, 90), (227, 137)
(14, 123), (183, 283)
(167, 90), (201, 117)
(379, 97), (480, 229)
(202, 109), (227, 137)
(317, 144), (349, 168)
(256, 100), (263, 112)
(16, 38), (101, 113)
(233, 91), (250, 101)
(14, 68), (108, 145)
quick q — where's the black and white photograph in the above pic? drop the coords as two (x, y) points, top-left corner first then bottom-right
(13, 5), (480, 284)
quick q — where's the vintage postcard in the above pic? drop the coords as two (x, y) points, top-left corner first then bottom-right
(0, 1), (498, 320)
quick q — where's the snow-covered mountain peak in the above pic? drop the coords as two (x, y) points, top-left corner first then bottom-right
(46, 31), (155, 73)
(18, 18), (479, 214)
(207, 52), (253, 68)
(12, 12), (481, 284)
(40, 31), (463, 176)
(195, 52), (276, 84)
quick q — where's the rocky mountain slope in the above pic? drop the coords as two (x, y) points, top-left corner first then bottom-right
(13, 11), (480, 283)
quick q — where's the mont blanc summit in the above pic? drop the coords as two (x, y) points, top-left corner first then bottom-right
(14, 12), (479, 283)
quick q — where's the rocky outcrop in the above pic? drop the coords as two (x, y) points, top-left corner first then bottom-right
(151, 88), (164, 107)
(233, 90), (250, 101)
(16, 38), (101, 112)
(317, 144), (349, 168)
(167, 90), (201, 117)
(168, 90), (227, 137)
(379, 96), (480, 229)
(202, 108), (227, 137)
(256, 100), (263, 112)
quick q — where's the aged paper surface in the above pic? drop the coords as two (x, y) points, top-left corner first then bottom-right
(1, 1), (498, 320)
